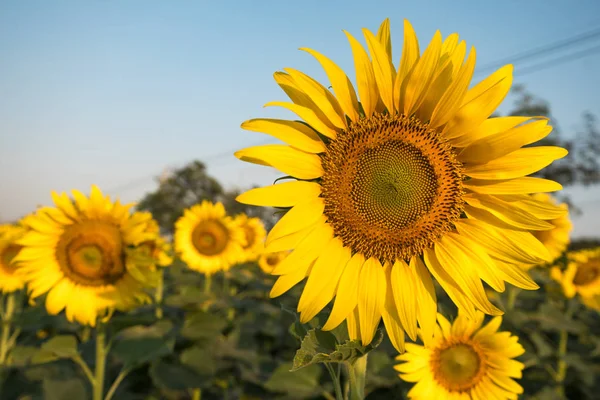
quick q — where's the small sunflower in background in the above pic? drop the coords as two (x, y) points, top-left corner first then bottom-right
(528, 193), (572, 266)
(174, 201), (246, 275)
(396, 312), (524, 399)
(258, 251), (289, 274)
(235, 214), (266, 263)
(0, 224), (28, 293)
(235, 17), (567, 350)
(15, 185), (160, 326)
(137, 212), (173, 267)
(551, 247), (600, 310)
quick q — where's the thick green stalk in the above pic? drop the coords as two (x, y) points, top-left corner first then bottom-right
(325, 363), (344, 400)
(347, 355), (368, 400)
(0, 293), (15, 365)
(204, 274), (212, 295)
(155, 270), (165, 319)
(93, 322), (107, 400)
(555, 329), (568, 397)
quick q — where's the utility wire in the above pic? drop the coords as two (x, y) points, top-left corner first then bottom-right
(475, 25), (600, 75)
(515, 42), (600, 77)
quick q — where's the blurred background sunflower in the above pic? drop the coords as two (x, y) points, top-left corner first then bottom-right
(551, 247), (600, 310)
(0, 224), (28, 293)
(235, 213), (266, 263)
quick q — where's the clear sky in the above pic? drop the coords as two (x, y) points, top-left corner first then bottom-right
(1, 0), (599, 236)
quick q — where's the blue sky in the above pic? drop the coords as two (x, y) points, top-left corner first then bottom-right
(1, 0), (599, 236)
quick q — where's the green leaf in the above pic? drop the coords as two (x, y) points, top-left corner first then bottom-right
(264, 362), (322, 399)
(9, 345), (40, 367)
(180, 345), (216, 379)
(150, 359), (206, 390)
(528, 331), (554, 358)
(31, 335), (79, 363)
(534, 303), (587, 334)
(181, 310), (228, 340)
(43, 378), (89, 400)
(111, 322), (174, 368)
(291, 328), (383, 371)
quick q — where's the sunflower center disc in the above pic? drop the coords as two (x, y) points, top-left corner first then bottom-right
(266, 255), (280, 266)
(192, 220), (229, 256)
(56, 221), (125, 286)
(433, 343), (483, 391)
(321, 113), (464, 263)
(573, 259), (600, 286)
(1, 244), (22, 273)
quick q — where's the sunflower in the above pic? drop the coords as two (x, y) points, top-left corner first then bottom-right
(0, 224), (28, 293)
(258, 251), (289, 274)
(235, 18), (567, 350)
(551, 247), (600, 310)
(174, 201), (246, 274)
(137, 212), (173, 267)
(235, 214), (267, 262)
(15, 185), (159, 326)
(395, 312), (525, 399)
(528, 193), (572, 266)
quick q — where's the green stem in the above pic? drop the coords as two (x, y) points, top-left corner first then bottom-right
(506, 287), (520, 310)
(93, 322), (107, 400)
(347, 355), (368, 400)
(325, 363), (344, 400)
(191, 388), (201, 400)
(72, 355), (95, 386)
(155, 270), (165, 319)
(0, 293), (16, 365)
(204, 274), (212, 295)
(555, 329), (568, 397)
(104, 368), (130, 400)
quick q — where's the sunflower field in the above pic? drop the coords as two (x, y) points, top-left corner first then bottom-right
(2, 18), (600, 400)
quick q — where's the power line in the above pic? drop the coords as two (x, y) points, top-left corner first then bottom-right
(475, 25), (600, 75)
(515, 43), (600, 77)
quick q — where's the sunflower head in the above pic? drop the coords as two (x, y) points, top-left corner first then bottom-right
(15, 185), (159, 326)
(551, 247), (600, 310)
(137, 211), (173, 267)
(396, 312), (524, 399)
(234, 214), (267, 263)
(258, 251), (289, 274)
(235, 18), (566, 350)
(0, 224), (29, 293)
(528, 193), (572, 266)
(174, 201), (246, 275)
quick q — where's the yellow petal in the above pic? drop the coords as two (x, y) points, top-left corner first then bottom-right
(270, 260), (313, 298)
(376, 18), (392, 61)
(298, 239), (350, 323)
(493, 261), (539, 290)
(45, 279), (72, 315)
(234, 144), (323, 180)
(381, 263), (406, 353)
(300, 48), (360, 122)
(271, 221), (333, 275)
(51, 191), (79, 221)
(364, 28), (395, 113)
(450, 116), (537, 148)
(465, 194), (554, 231)
(435, 235), (503, 315)
(264, 101), (338, 139)
(465, 146), (568, 180)
(403, 31), (442, 115)
(424, 248), (476, 318)
(241, 118), (325, 154)
(236, 181), (321, 207)
(284, 68), (347, 129)
(459, 120), (552, 164)
(464, 177), (562, 195)
(390, 259), (418, 341)
(412, 256), (437, 346)
(429, 47), (476, 128)
(443, 65), (513, 140)
(323, 253), (365, 331)
(358, 257), (386, 345)
(264, 220), (322, 253)
(498, 194), (566, 219)
(343, 30), (379, 117)
(394, 19), (420, 110)
(266, 197), (325, 244)
(346, 307), (361, 341)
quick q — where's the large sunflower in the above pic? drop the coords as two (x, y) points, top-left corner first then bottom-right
(235, 18), (567, 350)
(15, 186), (159, 326)
(235, 214), (267, 263)
(0, 224), (28, 293)
(395, 312), (525, 399)
(528, 193), (571, 266)
(137, 212), (173, 267)
(174, 201), (246, 274)
(551, 247), (600, 310)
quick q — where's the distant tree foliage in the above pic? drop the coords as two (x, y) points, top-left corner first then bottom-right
(136, 161), (277, 235)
